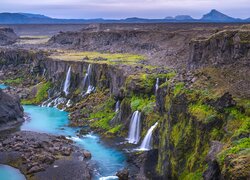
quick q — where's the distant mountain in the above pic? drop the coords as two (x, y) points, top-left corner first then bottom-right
(0, 10), (249, 24)
(19, 13), (51, 19)
(175, 15), (194, 21)
(201, 9), (238, 22)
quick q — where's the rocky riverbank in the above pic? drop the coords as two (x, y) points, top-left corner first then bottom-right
(0, 131), (92, 180)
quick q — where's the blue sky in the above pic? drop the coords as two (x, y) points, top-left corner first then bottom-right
(1, 0), (249, 19)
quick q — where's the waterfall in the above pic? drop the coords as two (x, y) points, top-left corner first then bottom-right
(138, 122), (158, 151)
(63, 66), (71, 95)
(83, 64), (95, 94)
(42, 68), (46, 77)
(127, 111), (141, 144)
(155, 78), (159, 94)
(115, 101), (120, 112)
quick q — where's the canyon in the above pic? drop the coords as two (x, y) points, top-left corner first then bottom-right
(0, 23), (249, 179)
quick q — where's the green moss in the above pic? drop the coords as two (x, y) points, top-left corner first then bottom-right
(189, 103), (218, 123)
(130, 95), (155, 115)
(73, 88), (81, 96)
(89, 97), (116, 130)
(21, 81), (52, 105)
(180, 170), (203, 180)
(218, 138), (250, 163)
(173, 82), (185, 97)
(107, 124), (122, 134)
(210, 128), (223, 140)
(4, 78), (23, 85)
(226, 107), (250, 138)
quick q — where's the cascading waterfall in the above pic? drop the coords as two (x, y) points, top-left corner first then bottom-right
(138, 122), (158, 151)
(115, 101), (120, 112)
(63, 66), (71, 95)
(155, 78), (159, 94)
(83, 64), (95, 94)
(127, 111), (141, 144)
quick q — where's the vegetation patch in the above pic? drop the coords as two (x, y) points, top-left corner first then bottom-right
(130, 95), (155, 115)
(218, 138), (250, 163)
(89, 97), (116, 130)
(21, 81), (52, 105)
(4, 78), (23, 85)
(50, 51), (145, 65)
(189, 103), (218, 123)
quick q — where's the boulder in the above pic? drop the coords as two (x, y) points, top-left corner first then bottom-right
(116, 168), (129, 180)
(83, 150), (91, 159)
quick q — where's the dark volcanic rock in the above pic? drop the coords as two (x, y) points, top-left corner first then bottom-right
(0, 131), (92, 179)
(203, 160), (221, 180)
(116, 168), (129, 180)
(0, 27), (18, 46)
(0, 89), (24, 131)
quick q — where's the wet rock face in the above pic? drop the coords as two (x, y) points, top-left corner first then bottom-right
(0, 131), (91, 179)
(0, 27), (18, 46)
(0, 90), (24, 131)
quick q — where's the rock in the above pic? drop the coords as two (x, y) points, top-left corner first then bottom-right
(62, 148), (71, 156)
(203, 160), (221, 180)
(28, 165), (44, 174)
(0, 27), (18, 45)
(206, 141), (223, 161)
(116, 168), (129, 180)
(0, 89), (24, 132)
(207, 92), (236, 112)
(83, 150), (91, 159)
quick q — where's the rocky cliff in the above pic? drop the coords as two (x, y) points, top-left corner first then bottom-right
(0, 90), (24, 132)
(0, 27), (18, 46)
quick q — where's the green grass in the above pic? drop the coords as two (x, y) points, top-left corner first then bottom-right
(4, 78), (23, 85)
(50, 51), (145, 65)
(189, 103), (218, 123)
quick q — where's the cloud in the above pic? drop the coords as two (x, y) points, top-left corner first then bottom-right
(0, 0), (249, 19)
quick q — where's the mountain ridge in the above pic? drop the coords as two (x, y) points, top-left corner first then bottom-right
(0, 10), (249, 24)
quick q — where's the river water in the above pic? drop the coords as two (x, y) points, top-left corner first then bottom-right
(21, 105), (126, 180)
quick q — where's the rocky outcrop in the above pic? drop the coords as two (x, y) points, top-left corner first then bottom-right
(48, 25), (221, 68)
(189, 29), (250, 69)
(0, 131), (91, 179)
(0, 27), (18, 46)
(0, 90), (24, 132)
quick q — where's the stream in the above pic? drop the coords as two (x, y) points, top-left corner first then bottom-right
(0, 104), (126, 180)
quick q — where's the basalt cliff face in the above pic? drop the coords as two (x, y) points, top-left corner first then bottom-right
(0, 24), (249, 179)
(0, 90), (24, 132)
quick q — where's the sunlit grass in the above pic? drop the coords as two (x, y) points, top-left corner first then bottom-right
(16, 36), (50, 45)
(49, 51), (145, 65)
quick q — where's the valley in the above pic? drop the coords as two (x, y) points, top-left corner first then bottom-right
(0, 23), (249, 180)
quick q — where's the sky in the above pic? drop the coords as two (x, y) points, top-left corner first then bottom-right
(0, 0), (249, 19)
